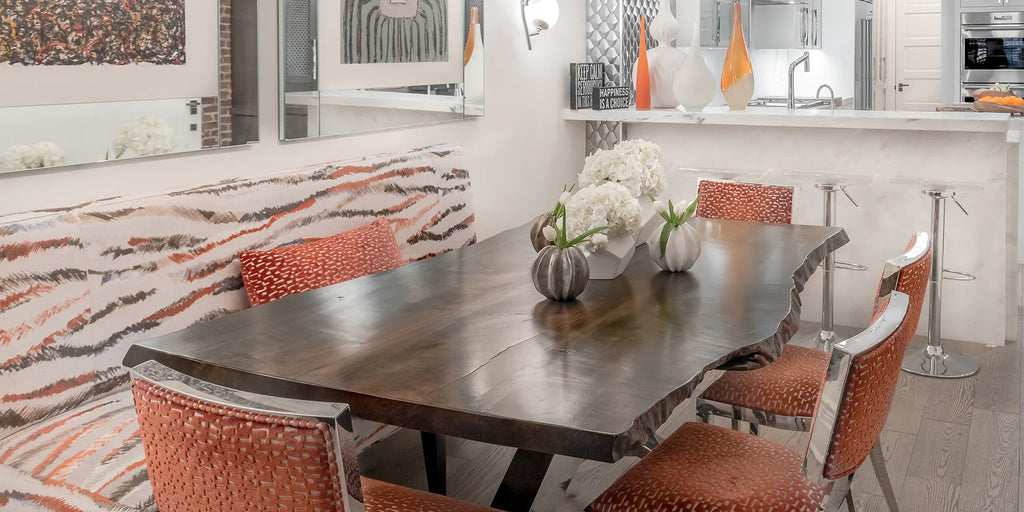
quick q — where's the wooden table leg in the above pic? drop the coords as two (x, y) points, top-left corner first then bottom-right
(420, 432), (446, 495)
(490, 449), (555, 512)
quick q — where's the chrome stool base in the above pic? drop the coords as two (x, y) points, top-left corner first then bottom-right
(815, 329), (839, 351)
(901, 346), (980, 378)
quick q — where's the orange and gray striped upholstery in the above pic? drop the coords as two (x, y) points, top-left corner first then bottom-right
(587, 293), (913, 512)
(131, 362), (497, 512)
(0, 144), (475, 510)
(700, 233), (932, 420)
(695, 179), (794, 224)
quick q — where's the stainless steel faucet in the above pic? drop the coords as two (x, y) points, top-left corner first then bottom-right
(788, 52), (811, 109)
(816, 84), (835, 111)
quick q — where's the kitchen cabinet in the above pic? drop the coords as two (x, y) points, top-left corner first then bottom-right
(750, 0), (822, 49)
(700, 0), (821, 49)
(700, 0), (751, 48)
(961, 0), (1013, 6)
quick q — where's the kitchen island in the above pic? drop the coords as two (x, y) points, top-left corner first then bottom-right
(565, 107), (1021, 346)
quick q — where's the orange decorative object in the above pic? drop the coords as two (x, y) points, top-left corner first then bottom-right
(464, 7), (478, 66)
(721, 1), (754, 110)
(635, 15), (651, 111)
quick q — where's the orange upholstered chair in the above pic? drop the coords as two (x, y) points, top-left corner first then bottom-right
(130, 360), (496, 512)
(587, 291), (915, 512)
(238, 217), (404, 307)
(695, 179), (795, 224)
(694, 232), (931, 512)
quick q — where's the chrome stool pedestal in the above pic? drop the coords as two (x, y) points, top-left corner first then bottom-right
(780, 172), (873, 350)
(897, 182), (981, 379)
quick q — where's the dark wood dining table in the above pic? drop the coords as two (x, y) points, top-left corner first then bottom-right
(123, 218), (847, 511)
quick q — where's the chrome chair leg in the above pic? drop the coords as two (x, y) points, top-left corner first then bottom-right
(844, 490), (856, 512)
(749, 422), (759, 436)
(869, 441), (900, 512)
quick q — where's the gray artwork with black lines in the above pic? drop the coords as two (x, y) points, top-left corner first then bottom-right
(342, 0), (448, 64)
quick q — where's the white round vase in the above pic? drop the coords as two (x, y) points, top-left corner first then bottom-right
(647, 222), (702, 272)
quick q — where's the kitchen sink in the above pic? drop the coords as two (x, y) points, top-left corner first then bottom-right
(748, 97), (830, 109)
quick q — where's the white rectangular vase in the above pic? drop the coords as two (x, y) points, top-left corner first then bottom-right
(587, 234), (636, 280)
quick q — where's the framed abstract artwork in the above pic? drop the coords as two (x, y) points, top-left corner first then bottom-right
(0, 0), (186, 66)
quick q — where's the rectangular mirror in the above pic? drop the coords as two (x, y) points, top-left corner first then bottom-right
(280, 0), (484, 141)
(0, 0), (258, 174)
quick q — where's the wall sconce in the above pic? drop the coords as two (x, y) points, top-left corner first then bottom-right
(520, 0), (559, 50)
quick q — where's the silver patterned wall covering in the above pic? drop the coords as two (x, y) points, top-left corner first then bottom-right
(585, 0), (662, 154)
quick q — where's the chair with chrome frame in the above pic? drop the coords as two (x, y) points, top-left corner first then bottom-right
(695, 178), (795, 224)
(587, 291), (915, 512)
(129, 360), (496, 512)
(693, 232), (931, 512)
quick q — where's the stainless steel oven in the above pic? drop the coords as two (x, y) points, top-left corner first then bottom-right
(962, 11), (1024, 84)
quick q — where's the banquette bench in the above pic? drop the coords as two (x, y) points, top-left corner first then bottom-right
(0, 144), (475, 510)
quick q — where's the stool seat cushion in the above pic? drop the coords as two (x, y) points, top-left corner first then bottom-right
(702, 345), (828, 418)
(587, 422), (827, 512)
(238, 217), (404, 307)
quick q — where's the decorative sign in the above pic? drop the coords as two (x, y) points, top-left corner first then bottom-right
(569, 63), (605, 110)
(593, 86), (632, 110)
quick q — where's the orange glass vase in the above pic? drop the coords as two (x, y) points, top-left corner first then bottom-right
(721, 1), (753, 110)
(635, 15), (651, 111)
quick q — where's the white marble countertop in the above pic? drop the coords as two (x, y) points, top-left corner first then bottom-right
(563, 106), (1013, 133)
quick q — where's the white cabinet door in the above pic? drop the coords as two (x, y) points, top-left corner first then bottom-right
(961, 0), (1003, 6)
(895, 0), (942, 111)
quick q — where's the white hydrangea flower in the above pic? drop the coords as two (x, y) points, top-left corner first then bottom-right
(111, 115), (177, 158)
(0, 141), (65, 171)
(565, 182), (642, 243)
(31, 141), (66, 168)
(579, 139), (666, 198)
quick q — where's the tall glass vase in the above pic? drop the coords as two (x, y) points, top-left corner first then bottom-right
(721, 1), (753, 110)
(635, 15), (651, 111)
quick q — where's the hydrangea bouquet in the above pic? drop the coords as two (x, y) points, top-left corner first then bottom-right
(108, 115), (177, 159)
(579, 139), (666, 198)
(0, 141), (66, 172)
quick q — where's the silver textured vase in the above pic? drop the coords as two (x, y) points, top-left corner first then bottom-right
(647, 222), (702, 272)
(532, 245), (589, 301)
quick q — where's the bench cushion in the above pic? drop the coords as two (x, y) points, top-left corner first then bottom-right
(1, 144), (474, 442)
(239, 217), (404, 307)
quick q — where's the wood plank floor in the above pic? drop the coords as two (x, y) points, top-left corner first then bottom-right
(360, 328), (1022, 512)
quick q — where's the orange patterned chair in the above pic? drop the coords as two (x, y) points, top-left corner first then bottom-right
(695, 179), (795, 224)
(694, 232), (931, 512)
(130, 360), (495, 512)
(587, 291), (915, 512)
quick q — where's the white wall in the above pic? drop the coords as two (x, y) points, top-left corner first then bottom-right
(0, 0), (585, 241)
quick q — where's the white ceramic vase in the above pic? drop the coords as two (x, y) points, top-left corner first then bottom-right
(673, 21), (716, 112)
(633, 0), (687, 108)
(587, 234), (636, 280)
(647, 222), (702, 272)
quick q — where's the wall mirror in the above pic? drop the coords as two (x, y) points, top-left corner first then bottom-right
(0, 0), (258, 174)
(280, 0), (484, 141)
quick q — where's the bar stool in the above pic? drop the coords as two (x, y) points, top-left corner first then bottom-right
(779, 171), (874, 350)
(891, 176), (984, 379)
